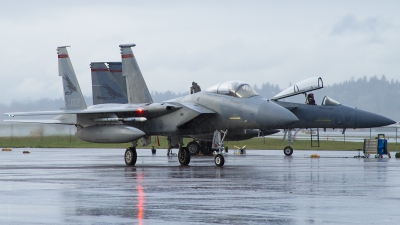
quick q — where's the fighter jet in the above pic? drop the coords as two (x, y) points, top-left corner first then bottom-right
(271, 77), (396, 156)
(4, 44), (298, 167)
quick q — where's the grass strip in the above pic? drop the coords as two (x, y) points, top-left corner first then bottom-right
(1, 136), (400, 152)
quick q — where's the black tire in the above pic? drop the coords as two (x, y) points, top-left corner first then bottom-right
(187, 141), (201, 156)
(125, 147), (137, 166)
(283, 146), (293, 156)
(215, 154), (225, 167)
(178, 147), (191, 165)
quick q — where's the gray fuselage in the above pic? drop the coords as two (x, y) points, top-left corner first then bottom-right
(112, 91), (297, 136)
(274, 101), (395, 129)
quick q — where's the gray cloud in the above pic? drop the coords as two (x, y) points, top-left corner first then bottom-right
(1, 1), (400, 104)
(331, 14), (394, 43)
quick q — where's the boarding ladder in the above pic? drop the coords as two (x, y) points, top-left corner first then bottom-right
(310, 128), (320, 147)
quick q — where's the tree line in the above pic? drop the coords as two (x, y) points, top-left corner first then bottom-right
(1, 75), (398, 123)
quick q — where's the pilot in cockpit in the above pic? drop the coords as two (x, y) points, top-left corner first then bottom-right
(306, 93), (316, 105)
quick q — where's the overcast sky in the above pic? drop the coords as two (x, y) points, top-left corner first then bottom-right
(1, 0), (399, 104)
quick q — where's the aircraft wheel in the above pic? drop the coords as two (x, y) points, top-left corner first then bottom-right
(125, 147), (137, 166)
(215, 154), (225, 167)
(178, 147), (191, 166)
(283, 146), (293, 156)
(187, 141), (201, 156)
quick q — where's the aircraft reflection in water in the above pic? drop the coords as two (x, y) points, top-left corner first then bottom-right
(4, 44), (298, 167)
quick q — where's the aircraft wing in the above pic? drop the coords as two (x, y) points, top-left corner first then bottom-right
(178, 102), (215, 114)
(5, 103), (182, 117)
(4, 114), (77, 125)
(3, 119), (75, 125)
(5, 110), (72, 117)
(175, 102), (216, 129)
(4, 103), (182, 125)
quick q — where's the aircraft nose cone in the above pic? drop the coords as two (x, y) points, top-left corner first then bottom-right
(257, 101), (298, 129)
(358, 111), (396, 128)
(375, 115), (396, 127)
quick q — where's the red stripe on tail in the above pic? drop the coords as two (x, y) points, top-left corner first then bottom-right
(122, 54), (134, 58)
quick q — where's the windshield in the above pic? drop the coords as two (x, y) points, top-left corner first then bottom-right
(206, 81), (259, 98)
(322, 96), (341, 106)
(235, 84), (258, 98)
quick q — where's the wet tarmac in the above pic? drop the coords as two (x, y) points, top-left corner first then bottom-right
(1, 148), (400, 225)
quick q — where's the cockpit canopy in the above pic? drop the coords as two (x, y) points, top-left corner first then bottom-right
(206, 80), (259, 98)
(272, 77), (323, 100)
(321, 96), (341, 106)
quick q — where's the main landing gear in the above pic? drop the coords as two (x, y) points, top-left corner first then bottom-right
(125, 147), (137, 166)
(124, 145), (191, 166)
(178, 147), (191, 165)
(125, 140), (138, 166)
(124, 133), (228, 166)
(187, 141), (201, 156)
(171, 137), (191, 166)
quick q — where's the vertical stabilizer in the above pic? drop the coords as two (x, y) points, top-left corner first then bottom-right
(107, 62), (127, 98)
(120, 44), (153, 103)
(91, 62), (103, 105)
(90, 62), (128, 104)
(57, 46), (87, 110)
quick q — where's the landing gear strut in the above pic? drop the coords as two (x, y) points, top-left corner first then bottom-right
(282, 129), (299, 156)
(212, 130), (228, 167)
